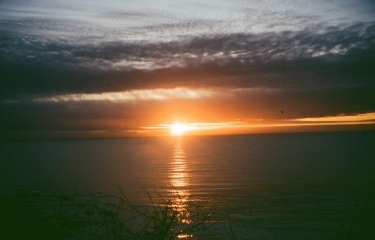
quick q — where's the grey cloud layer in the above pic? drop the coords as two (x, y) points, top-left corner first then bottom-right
(1, 0), (374, 43)
(1, 21), (374, 97)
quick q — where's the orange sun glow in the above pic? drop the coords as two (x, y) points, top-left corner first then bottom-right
(170, 123), (190, 136)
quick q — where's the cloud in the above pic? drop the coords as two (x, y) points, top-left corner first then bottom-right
(32, 88), (215, 103)
(1, 21), (374, 97)
(1, 0), (374, 42)
(295, 112), (375, 123)
(1, 1), (374, 137)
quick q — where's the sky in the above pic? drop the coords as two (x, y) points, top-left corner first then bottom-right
(1, 0), (375, 139)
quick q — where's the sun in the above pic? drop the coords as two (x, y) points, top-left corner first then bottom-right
(170, 123), (189, 136)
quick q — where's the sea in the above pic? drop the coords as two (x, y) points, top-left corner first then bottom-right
(1, 131), (375, 239)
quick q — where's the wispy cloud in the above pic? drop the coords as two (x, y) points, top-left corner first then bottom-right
(294, 112), (375, 123)
(1, 0), (373, 43)
(32, 88), (215, 103)
(142, 121), (245, 130)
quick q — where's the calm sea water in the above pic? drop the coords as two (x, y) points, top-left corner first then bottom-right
(1, 131), (375, 238)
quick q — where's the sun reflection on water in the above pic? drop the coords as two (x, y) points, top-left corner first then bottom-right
(169, 140), (192, 227)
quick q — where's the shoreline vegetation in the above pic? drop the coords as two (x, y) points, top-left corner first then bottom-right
(1, 189), (375, 240)
(1, 189), (236, 240)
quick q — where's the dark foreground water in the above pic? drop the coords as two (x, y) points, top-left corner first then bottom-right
(1, 131), (375, 239)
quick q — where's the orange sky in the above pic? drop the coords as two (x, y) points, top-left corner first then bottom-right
(138, 113), (375, 137)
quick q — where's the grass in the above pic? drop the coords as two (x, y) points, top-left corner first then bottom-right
(0, 189), (223, 240)
(1, 189), (375, 239)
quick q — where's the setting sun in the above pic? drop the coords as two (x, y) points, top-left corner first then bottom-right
(170, 123), (189, 136)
